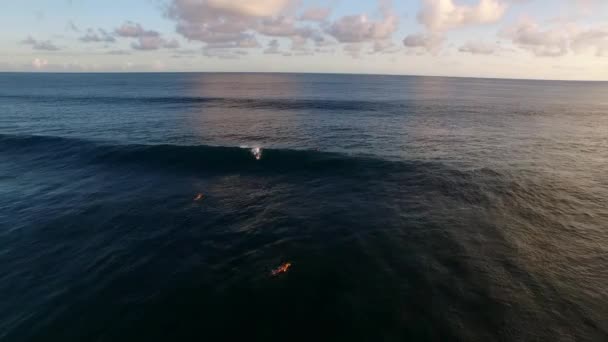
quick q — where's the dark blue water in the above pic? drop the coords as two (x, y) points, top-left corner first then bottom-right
(1, 73), (607, 341)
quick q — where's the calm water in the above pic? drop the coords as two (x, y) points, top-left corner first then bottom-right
(0, 73), (607, 341)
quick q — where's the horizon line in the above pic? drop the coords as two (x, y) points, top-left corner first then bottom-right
(1, 70), (606, 83)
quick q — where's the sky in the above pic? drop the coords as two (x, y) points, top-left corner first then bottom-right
(1, 0), (608, 80)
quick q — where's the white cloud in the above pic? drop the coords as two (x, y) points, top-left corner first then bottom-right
(458, 40), (499, 54)
(205, 0), (290, 17)
(571, 28), (608, 56)
(502, 19), (571, 57)
(257, 16), (308, 37)
(327, 13), (398, 43)
(401, 0), (507, 55)
(371, 40), (400, 54)
(418, 0), (507, 32)
(322, 1), (402, 54)
(153, 60), (166, 70)
(167, 0), (290, 46)
(402, 32), (444, 53)
(502, 19), (608, 57)
(166, 0), (400, 57)
(167, 0), (330, 55)
(115, 22), (157, 38)
(32, 58), (48, 69)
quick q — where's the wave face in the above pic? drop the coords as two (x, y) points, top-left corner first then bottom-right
(0, 134), (396, 175)
(1, 73), (608, 342)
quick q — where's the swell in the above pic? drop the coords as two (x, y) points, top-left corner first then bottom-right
(0, 134), (414, 176)
(0, 95), (404, 112)
(0, 133), (560, 212)
(0, 133), (525, 209)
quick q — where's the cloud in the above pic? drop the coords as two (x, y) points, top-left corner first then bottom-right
(80, 28), (116, 43)
(300, 7), (331, 22)
(327, 13), (398, 43)
(256, 16), (322, 54)
(153, 60), (166, 71)
(343, 43), (363, 58)
(290, 35), (308, 50)
(167, 0), (291, 45)
(167, 0), (329, 55)
(163, 38), (180, 49)
(167, 0), (401, 57)
(203, 0), (290, 17)
(131, 36), (167, 50)
(312, 34), (335, 47)
(67, 20), (79, 32)
(164, 0), (518, 59)
(402, 32), (444, 53)
(371, 40), (400, 54)
(32, 58), (48, 69)
(203, 47), (250, 59)
(115, 22), (157, 38)
(323, 0), (400, 57)
(502, 19), (608, 57)
(169, 3), (250, 45)
(418, 0), (507, 32)
(502, 19), (570, 57)
(171, 49), (200, 58)
(571, 28), (608, 56)
(21, 36), (60, 51)
(115, 21), (180, 50)
(33, 41), (60, 50)
(204, 34), (260, 49)
(257, 16), (306, 37)
(264, 39), (282, 54)
(458, 40), (499, 54)
(401, 0), (507, 55)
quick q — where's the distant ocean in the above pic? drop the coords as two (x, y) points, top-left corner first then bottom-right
(1, 73), (607, 341)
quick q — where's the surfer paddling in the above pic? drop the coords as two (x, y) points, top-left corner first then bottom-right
(271, 262), (292, 276)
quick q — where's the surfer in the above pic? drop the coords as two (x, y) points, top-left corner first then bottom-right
(271, 262), (292, 276)
(251, 147), (262, 160)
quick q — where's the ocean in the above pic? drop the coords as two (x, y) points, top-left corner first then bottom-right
(0, 73), (607, 341)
